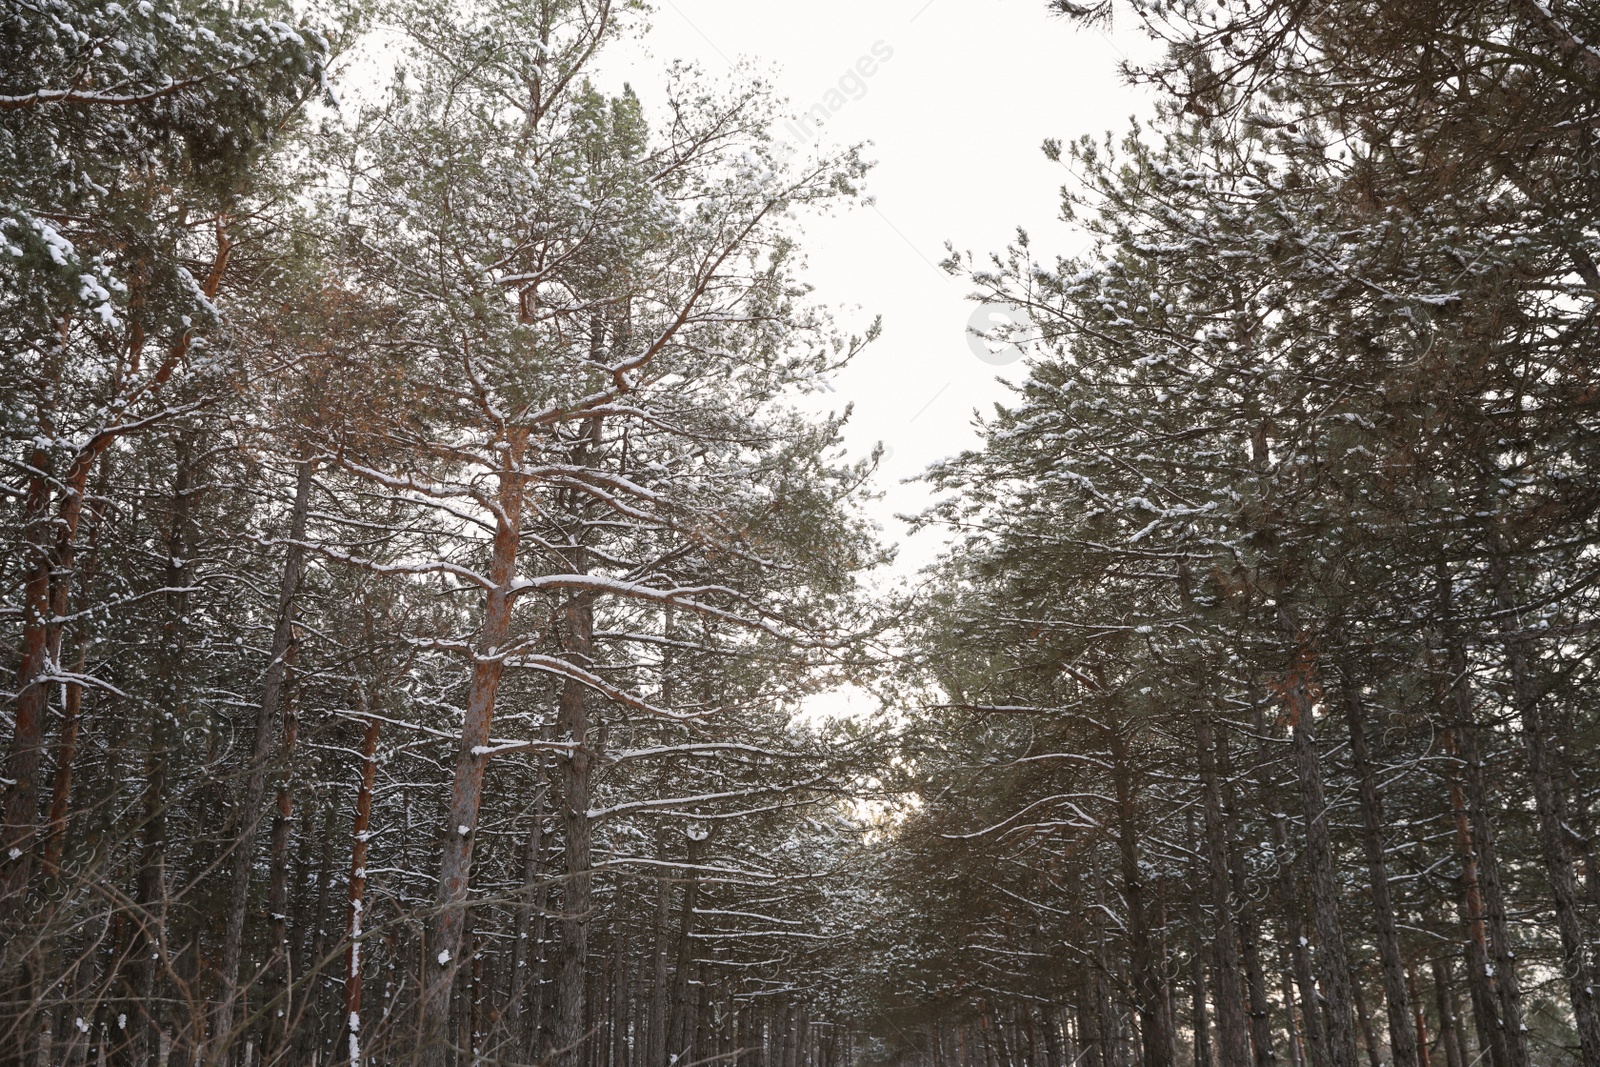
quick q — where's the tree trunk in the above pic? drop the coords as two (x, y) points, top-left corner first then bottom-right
(1279, 950), (1305, 1067)
(266, 635), (302, 1059)
(610, 936), (628, 1067)
(1456, 722), (1528, 1067)
(1213, 728), (1275, 1067)
(1492, 560), (1600, 1067)
(647, 859), (671, 1067)
(1406, 964), (1431, 1067)
(1081, 875), (1110, 1067)
(1347, 972), (1382, 1067)
(667, 831), (707, 1063)
(41, 632), (89, 878)
(1042, 1005), (1066, 1067)
(215, 459), (316, 1060)
(6, 235), (227, 917)
(343, 714), (381, 1067)
(1196, 711), (1252, 1067)
(1111, 727), (1173, 1067)
(1257, 703), (1328, 1067)
(141, 440), (200, 1065)
(1282, 647), (1360, 1067)
(0, 417), (60, 918)
(419, 456), (526, 1066)
(1429, 957), (1465, 1067)
(1439, 727), (1508, 1067)
(505, 769), (547, 1040)
(1189, 857), (1215, 1067)
(554, 592), (595, 1067)
(1343, 682), (1420, 1067)
(1438, 566), (1528, 1067)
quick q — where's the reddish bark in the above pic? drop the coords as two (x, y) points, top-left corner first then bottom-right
(4, 225), (230, 907)
(419, 440), (527, 1065)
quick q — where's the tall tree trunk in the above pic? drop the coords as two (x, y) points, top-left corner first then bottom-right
(301, 790), (342, 1062)
(1456, 722), (1528, 1067)
(1042, 1005), (1066, 1067)
(1406, 964), (1431, 1067)
(41, 624), (92, 877)
(667, 831), (707, 1062)
(1213, 721), (1275, 1067)
(1257, 703), (1328, 1067)
(214, 459), (316, 1059)
(419, 454), (526, 1066)
(1281, 645), (1361, 1067)
(1196, 710), (1252, 1067)
(1081, 867), (1110, 1067)
(25, 491), (108, 1067)
(1188, 825), (1215, 1067)
(343, 714), (380, 1067)
(610, 936), (629, 1067)
(1, 395), (61, 920)
(6, 232), (228, 919)
(552, 413), (605, 1067)
(1279, 949), (1305, 1067)
(1429, 957), (1465, 1067)
(525, 775), (555, 1061)
(266, 635), (301, 1060)
(1438, 565), (1528, 1067)
(1439, 728), (1508, 1067)
(505, 767), (547, 1042)
(1343, 682), (1420, 1067)
(119, 444), (196, 1067)
(1491, 559), (1600, 1067)
(1347, 972), (1382, 1067)
(647, 857), (671, 1067)
(554, 593), (595, 1067)
(1111, 727), (1173, 1067)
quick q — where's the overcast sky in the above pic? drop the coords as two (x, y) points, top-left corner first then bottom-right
(605, 0), (1158, 578)
(597, 1), (1161, 716)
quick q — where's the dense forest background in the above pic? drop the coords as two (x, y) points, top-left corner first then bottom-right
(3, 1), (1600, 1066)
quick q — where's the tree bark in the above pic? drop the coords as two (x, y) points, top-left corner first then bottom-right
(554, 592), (595, 1067)
(1282, 647), (1361, 1067)
(343, 713), (380, 1067)
(419, 452), (526, 1067)
(1406, 964), (1431, 1067)
(666, 831), (708, 1063)
(214, 458), (316, 1059)
(1438, 565), (1528, 1067)
(1196, 709), (1252, 1067)
(0, 384), (61, 919)
(1492, 559), (1600, 1067)
(505, 767), (547, 1041)
(1348, 972), (1382, 1067)
(1429, 957), (1465, 1067)
(1111, 727), (1173, 1067)
(1279, 949), (1305, 1067)
(647, 854), (671, 1067)
(120, 443), (196, 1067)
(1188, 855), (1215, 1067)
(1256, 702), (1328, 1067)
(1216, 716), (1276, 1067)
(1343, 682), (1420, 1067)
(6, 231), (228, 917)
(41, 630), (89, 879)
(266, 634), (302, 1059)
(1439, 726), (1508, 1067)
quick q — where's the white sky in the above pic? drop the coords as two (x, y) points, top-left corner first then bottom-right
(603, 0), (1159, 578)
(598, 1), (1160, 721)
